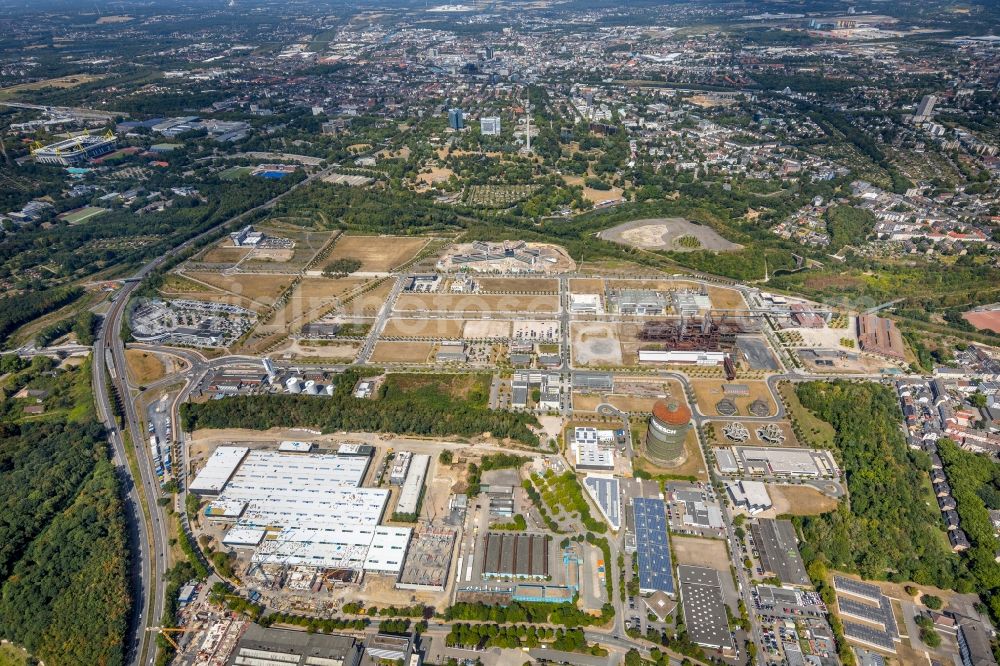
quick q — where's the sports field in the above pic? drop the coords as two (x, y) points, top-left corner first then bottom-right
(61, 206), (108, 224)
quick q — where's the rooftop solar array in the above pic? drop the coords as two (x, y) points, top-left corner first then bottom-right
(633, 498), (674, 594)
(843, 622), (896, 652)
(833, 576), (882, 602)
(839, 598), (886, 626)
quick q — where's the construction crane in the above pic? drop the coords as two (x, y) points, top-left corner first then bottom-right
(147, 626), (187, 651)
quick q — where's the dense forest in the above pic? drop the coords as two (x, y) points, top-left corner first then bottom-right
(182, 370), (539, 445)
(793, 381), (967, 589)
(0, 361), (129, 665)
(0, 286), (83, 345)
(937, 439), (1000, 621)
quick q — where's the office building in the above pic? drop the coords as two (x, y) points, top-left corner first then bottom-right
(448, 107), (464, 130)
(480, 116), (501, 135)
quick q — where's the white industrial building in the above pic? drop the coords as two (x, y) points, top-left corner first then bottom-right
(638, 350), (727, 365)
(197, 447), (411, 574)
(570, 293), (602, 315)
(189, 446), (250, 495)
(575, 442), (615, 471)
(726, 480), (772, 515)
(390, 451), (413, 485)
(395, 454), (430, 516)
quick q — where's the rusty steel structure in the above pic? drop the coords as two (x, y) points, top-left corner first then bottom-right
(638, 312), (742, 351)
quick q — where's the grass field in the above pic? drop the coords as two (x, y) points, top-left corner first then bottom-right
(0, 643), (30, 666)
(384, 373), (490, 402)
(394, 293), (559, 314)
(124, 350), (165, 385)
(158, 273), (214, 294)
(778, 382), (836, 448)
(324, 235), (429, 272)
(61, 206), (108, 224)
(219, 166), (253, 181)
(0, 74), (100, 97)
(370, 340), (434, 363)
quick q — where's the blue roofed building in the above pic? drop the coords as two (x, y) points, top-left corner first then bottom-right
(632, 497), (674, 595)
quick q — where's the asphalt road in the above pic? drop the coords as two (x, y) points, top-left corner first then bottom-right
(92, 161), (344, 666)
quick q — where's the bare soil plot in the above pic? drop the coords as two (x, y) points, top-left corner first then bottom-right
(336, 280), (395, 317)
(599, 218), (742, 253)
(572, 393), (668, 414)
(271, 339), (360, 362)
(394, 293), (559, 314)
(200, 245), (253, 264)
(691, 379), (776, 417)
(582, 185), (624, 205)
(325, 235), (429, 272)
(476, 277), (558, 293)
(416, 167), (455, 185)
(766, 485), (838, 516)
(672, 535), (731, 570)
(569, 278), (605, 294)
(571, 322), (623, 366)
(463, 320), (512, 339)
(963, 309), (1000, 334)
(606, 278), (701, 292)
(124, 350), (165, 385)
(260, 277), (368, 331)
(370, 341), (434, 363)
(382, 318), (465, 339)
(707, 286), (747, 311)
(183, 272), (294, 307)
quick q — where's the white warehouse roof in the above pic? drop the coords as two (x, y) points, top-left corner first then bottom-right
(189, 446), (250, 494)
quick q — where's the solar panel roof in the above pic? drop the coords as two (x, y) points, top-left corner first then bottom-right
(633, 498), (674, 595)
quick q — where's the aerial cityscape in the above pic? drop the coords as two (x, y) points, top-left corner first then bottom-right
(0, 0), (999, 665)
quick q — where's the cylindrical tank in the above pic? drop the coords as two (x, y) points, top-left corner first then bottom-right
(303, 380), (319, 395)
(285, 376), (302, 394)
(645, 399), (692, 464)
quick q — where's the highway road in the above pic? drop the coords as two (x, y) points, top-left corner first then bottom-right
(91, 161), (345, 666)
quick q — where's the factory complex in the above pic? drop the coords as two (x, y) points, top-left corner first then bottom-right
(191, 446), (413, 575)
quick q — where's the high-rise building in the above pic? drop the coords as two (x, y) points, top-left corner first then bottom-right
(448, 108), (464, 130)
(480, 116), (501, 135)
(915, 94), (937, 122)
